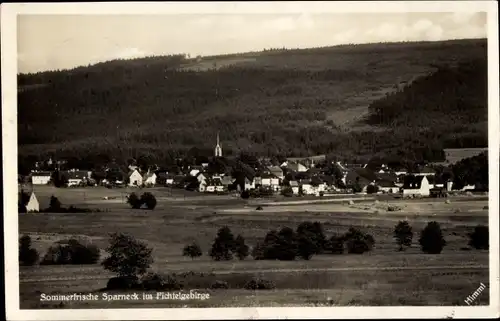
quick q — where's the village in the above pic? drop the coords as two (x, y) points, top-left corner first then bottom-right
(19, 134), (483, 212)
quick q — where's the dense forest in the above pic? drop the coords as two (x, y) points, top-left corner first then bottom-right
(18, 39), (488, 167)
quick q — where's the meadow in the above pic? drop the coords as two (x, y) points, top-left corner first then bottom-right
(18, 186), (490, 308)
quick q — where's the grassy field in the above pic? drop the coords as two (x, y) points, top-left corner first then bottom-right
(18, 186), (490, 308)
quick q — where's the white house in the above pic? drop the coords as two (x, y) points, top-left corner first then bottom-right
(66, 170), (92, 187)
(267, 166), (284, 180)
(403, 176), (430, 197)
(461, 184), (475, 191)
(190, 169), (201, 177)
(196, 173), (207, 186)
(290, 181), (300, 195)
(31, 171), (51, 185)
(128, 169), (143, 187)
(244, 177), (255, 191)
(26, 192), (39, 212)
(377, 181), (400, 194)
(288, 162), (308, 172)
(143, 172), (157, 186)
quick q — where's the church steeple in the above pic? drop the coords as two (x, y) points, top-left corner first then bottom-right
(214, 132), (222, 157)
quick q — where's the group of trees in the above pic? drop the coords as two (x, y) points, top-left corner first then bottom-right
(126, 192), (157, 210)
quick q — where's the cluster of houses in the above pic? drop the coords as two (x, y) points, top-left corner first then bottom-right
(21, 136), (478, 198)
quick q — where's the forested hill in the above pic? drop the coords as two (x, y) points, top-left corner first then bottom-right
(18, 38), (487, 165)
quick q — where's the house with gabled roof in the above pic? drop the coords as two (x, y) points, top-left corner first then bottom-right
(403, 175), (430, 197)
(31, 171), (52, 185)
(267, 166), (284, 180)
(143, 171), (157, 186)
(287, 162), (307, 173)
(128, 169), (143, 187)
(289, 180), (300, 195)
(26, 192), (40, 212)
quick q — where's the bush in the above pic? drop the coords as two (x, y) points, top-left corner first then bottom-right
(141, 192), (157, 210)
(366, 184), (379, 194)
(251, 242), (266, 260)
(49, 196), (62, 212)
(240, 190), (250, 199)
(102, 233), (153, 277)
(244, 278), (276, 290)
(344, 228), (375, 254)
(393, 221), (413, 251)
(210, 226), (236, 261)
(281, 186), (294, 197)
(40, 239), (99, 265)
(106, 275), (140, 290)
(256, 206), (263, 211)
(256, 227), (298, 261)
(325, 235), (344, 254)
(419, 221), (447, 254)
(210, 280), (229, 289)
(468, 225), (489, 250)
(127, 193), (142, 209)
(140, 273), (182, 290)
(296, 221), (326, 254)
(19, 235), (39, 266)
(234, 235), (249, 260)
(297, 233), (317, 260)
(183, 242), (203, 259)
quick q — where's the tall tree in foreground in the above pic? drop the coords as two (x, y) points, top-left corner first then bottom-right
(210, 226), (236, 261)
(419, 221), (446, 254)
(393, 221), (413, 251)
(234, 235), (249, 260)
(102, 233), (153, 278)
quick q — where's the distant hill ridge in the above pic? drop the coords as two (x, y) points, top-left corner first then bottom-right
(17, 38), (487, 165)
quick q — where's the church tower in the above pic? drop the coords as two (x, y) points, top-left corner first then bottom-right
(214, 132), (222, 157)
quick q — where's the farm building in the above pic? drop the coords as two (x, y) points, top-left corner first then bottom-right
(377, 180), (400, 194)
(267, 166), (284, 180)
(287, 162), (307, 172)
(128, 169), (143, 187)
(26, 192), (40, 212)
(289, 180), (300, 195)
(143, 171), (157, 186)
(403, 175), (431, 197)
(31, 171), (51, 185)
(65, 170), (92, 187)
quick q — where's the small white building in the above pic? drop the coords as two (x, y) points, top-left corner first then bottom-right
(244, 177), (255, 191)
(26, 192), (40, 212)
(290, 181), (300, 195)
(143, 172), (157, 186)
(403, 176), (430, 197)
(190, 169), (201, 177)
(31, 172), (51, 185)
(128, 169), (143, 187)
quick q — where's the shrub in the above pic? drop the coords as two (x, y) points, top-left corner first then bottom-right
(256, 206), (263, 211)
(19, 235), (39, 266)
(366, 184), (379, 194)
(210, 226), (236, 261)
(102, 233), (153, 277)
(419, 221), (447, 254)
(49, 196), (62, 212)
(281, 186), (294, 197)
(344, 227), (375, 254)
(141, 192), (157, 210)
(468, 225), (489, 250)
(240, 190), (250, 199)
(297, 233), (317, 260)
(325, 235), (344, 254)
(256, 227), (298, 261)
(251, 242), (266, 260)
(40, 239), (99, 265)
(210, 280), (229, 289)
(18, 190), (30, 213)
(106, 275), (140, 290)
(182, 242), (203, 259)
(244, 278), (276, 290)
(296, 221), (326, 254)
(234, 235), (249, 260)
(393, 221), (413, 251)
(127, 192), (142, 209)
(140, 273), (182, 290)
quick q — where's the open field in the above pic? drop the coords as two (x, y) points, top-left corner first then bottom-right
(18, 186), (490, 308)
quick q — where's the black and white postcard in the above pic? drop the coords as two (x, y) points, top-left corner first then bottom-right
(2, 1), (499, 320)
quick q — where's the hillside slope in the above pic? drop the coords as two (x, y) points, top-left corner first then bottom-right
(17, 39), (487, 163)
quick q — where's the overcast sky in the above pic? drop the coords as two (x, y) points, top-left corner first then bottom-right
(17, 12), (487, 73)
